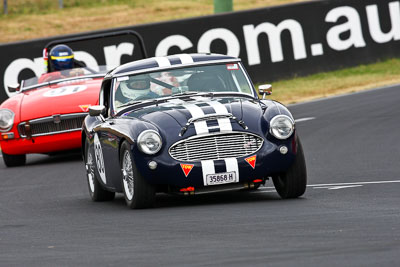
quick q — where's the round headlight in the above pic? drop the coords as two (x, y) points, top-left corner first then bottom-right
(137, 130), (162, 155)
(0, 109), (15, 132)
(269, 115), (294, 139)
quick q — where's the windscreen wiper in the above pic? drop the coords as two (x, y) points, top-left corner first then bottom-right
(118, 98), (161, 109)
(172, 91), (199, 97)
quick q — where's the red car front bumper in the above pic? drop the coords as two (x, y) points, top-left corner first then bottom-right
(0, 131), (81, 155)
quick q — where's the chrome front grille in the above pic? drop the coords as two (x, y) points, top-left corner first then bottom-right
(18, 113), (87, 137)
(169, 132), (264, 162)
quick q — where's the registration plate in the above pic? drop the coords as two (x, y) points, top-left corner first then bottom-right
(206, 172), (238, 186)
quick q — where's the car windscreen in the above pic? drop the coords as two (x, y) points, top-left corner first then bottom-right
(113, 63), (254, 109)
(22, 65), (110, 89)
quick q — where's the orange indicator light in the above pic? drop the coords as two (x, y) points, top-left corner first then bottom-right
(1, 133), (14, 140)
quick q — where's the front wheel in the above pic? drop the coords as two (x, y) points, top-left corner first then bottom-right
(2, 151), (26, 167)
(85, 139), (115, 202)
(120, 141), (155, 209)
(273, 137), (307, 199)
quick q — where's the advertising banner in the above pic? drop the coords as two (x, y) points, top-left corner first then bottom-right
(1, 0), (399, 103)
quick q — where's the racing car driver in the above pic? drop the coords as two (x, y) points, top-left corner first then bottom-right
(38, 44), (83, 83)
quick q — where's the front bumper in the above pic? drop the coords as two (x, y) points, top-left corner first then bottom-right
(0, 131), (81, 155)
(133, 136), (297, 189)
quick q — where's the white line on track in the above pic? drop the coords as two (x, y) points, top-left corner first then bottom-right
(313, 185), (363, 190)
(308, 180), (400, 187)
(295, 117), (315, 123)
(256, 180), (400, 192)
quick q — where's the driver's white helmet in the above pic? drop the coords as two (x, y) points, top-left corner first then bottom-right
(119, 76), (150, 100)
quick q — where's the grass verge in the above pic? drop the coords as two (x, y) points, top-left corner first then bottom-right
(0, 0), (305, 43)
(266, 58), (400, 105)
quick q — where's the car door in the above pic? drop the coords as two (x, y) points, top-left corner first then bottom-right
(98, 119), (122, 190)
(92, 78), (122, 191)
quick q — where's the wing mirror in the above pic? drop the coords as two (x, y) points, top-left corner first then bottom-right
(89, 105), (106, 122)
(89, 105), (106, 117)
(258, 84), (272, 99)
(7, 83), (20, 93)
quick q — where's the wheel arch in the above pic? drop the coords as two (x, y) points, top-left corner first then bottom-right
(118, 137), (135, 164)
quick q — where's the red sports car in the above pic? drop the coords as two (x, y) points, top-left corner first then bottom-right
(0, 30), (147, 167)
(0, 66), (108, 167)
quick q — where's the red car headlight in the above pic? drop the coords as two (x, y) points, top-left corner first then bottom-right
(0, 109), (15, 132)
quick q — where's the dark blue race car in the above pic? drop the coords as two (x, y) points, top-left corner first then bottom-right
(82, 54), (307, 209)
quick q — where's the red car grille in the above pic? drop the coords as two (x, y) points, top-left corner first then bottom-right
(18, 113), (87, 138)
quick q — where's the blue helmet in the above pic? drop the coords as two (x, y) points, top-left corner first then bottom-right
(49, 44), (74, 71)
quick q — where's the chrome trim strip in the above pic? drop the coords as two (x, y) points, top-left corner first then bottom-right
(20, 128), (81, 138)
(238, 62), (257, 98)
(112, 59), (241, 78)
(188, 113), (232, 123)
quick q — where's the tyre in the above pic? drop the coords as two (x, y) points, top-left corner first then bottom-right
(85, 139), (115, 202)
(2, 151), (26, 167)
(272, 137), (307, 199)
(120, 141), (155, 209)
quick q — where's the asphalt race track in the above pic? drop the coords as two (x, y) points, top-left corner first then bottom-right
(1, 85), (399, 266)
